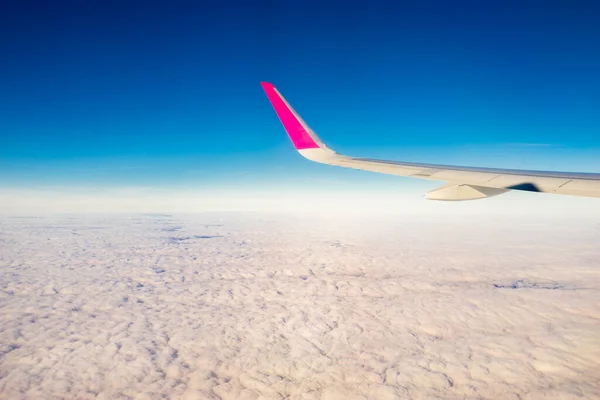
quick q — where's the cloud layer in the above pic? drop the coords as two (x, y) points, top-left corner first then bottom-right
(1, 213), (599, 399)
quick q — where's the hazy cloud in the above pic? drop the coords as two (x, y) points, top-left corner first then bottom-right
(2, 185), (600, 217)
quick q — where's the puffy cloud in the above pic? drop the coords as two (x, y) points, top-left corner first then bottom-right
(0, 213), (599, 399)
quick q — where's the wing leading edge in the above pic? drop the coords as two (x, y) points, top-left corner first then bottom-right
(260, 82), (600, 201)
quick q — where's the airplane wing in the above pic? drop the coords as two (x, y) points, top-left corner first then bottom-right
(260, 82), (600, 201)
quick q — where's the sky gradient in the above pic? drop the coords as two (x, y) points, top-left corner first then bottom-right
(1, 0), (599, 212)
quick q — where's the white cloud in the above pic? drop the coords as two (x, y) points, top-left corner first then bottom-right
(0, 213), (599, 399)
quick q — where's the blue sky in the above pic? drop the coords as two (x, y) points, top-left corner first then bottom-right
(1, 0), (599, 207)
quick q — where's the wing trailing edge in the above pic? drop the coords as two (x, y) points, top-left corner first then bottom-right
(426, 183), (509, 201)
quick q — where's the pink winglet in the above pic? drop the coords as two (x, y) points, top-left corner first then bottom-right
(260, 82), (320, 150)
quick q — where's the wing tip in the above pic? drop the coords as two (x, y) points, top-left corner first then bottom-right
(260, 81), (321, 151)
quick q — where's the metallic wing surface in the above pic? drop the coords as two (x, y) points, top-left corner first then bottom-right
(260, 82), (600, 201)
